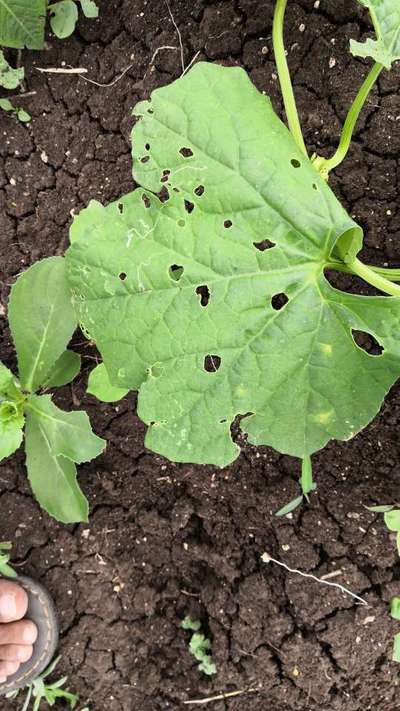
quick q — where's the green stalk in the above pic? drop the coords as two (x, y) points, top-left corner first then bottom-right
(321, 62), (383, 174)
(273, 0), (307, 156)
(349, 258), (400, 297)
(301, 456), (315, 501)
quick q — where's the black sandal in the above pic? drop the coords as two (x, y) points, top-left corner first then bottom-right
(0, 576), (59, 695)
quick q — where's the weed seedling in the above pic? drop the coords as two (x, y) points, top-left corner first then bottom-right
(6, 656), (84, 710)
(0, 542), (17, 578)
(181, 617), (216, 676)
(0, 257), (105, 523)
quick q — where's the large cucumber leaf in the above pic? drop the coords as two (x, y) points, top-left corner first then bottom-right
(0, 0), (46, 49)
(8, 257), (77, 393)
(351, 0), (400, 68)
(66, 62), (400, 467)
(25, 394), (105, 523)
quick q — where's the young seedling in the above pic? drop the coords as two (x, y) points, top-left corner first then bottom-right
(0, 542), (17, 578)
(181, 617), (216, 676)
(0, 99), (31, 123)
(6, 656), (84, 710)
(366, 504), (400, 661)
(65, 0), (400, 511)
(0, 257), (105, 523)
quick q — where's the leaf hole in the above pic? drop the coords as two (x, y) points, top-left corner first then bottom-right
(204, 354), (221, 372)
(160, 169), (171, 183)
(194, 185), (205, 196)
(140, 155), (150, 164)
(291, 158), (301, 168)
(224, 219), (233, 229)
(184, 200), (195, 214)
(220, 418), (227, 423)
(158, 186), (170, 202)
(141, 193), (151, 208)
(117, 202), (124, 214)
(196, 284), (210, 307)
(169, 265), (184, 281)
(271, 293), (289, 310)
(352, 330), (384, 356)
(179, 147), (194, 158)
(312, 183), (318, 190)
(119, 272), (127, 281)
(254, 239), (275, 251)
(145, 143), (150, 150)
(147, 108), (154, 114)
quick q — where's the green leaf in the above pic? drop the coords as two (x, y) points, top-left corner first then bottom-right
(0, 416), (24, 460)
(351, 0), (400, 69)
(66, 62), (400, 467)
(182, 616), (202, 632)
(0, 97), (14, 112)
(0, 49), (24, 89)
(44, 350), (81, 388)
(16, 107), (31, 123)
(384, 509), (400, 532)
(189, 633), (216, 675)
(365, 504), (395, 513)
(275, 495), (304, 517)
(49, 0), (78, 39)
(393, 633), (400, 663)
(80, 0), (98, 18)
(8, 257), (77, 393)
(0, 0), (46, 49)
(0, 543), (17, 578)
(397, 530), (400, 557)
(391, 597), (400, 620)
(87, 362), (129, 402)
(0, 362), (15, 394)
(25, 394), (105, 523)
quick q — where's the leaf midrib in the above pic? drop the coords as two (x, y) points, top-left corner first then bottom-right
(0, 0), (41, 45)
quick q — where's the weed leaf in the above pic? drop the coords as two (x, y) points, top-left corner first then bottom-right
(0, 0), (46, 49)
(80, 0), (99, 18)
(25, 394), (105, 522)
(44, 350), (81, 388)
(384, 509), (400, 532)
(351, 0), (400, 68)
(0, 50), (24, 89)
(87, 362), (129, 402)
(49, 0), (78, 39)
(0, 416), (24, 461)
(8, 257), (77, 393)
(66, 62), (400, 467)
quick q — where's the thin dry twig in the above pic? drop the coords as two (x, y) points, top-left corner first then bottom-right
(79, 63), (133, 87)
(35, 66), (88, 74)
(165, 0), (185, 73)
(183, 688), (259, 706)
(182, 50), (201, 77)
(261, 552), (368, 606)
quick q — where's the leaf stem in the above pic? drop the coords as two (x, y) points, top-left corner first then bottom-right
(301, 456), (315, 501)
(320, 62), (383, 174)
(327, 260), (400, 285)
(349, 258), (400, 297)
(272, 0), (307, 156)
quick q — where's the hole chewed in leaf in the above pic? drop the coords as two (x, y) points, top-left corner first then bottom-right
(184, 200), (195, 214)
(291, 158), (301, 168)
(141, 193), (151, 209)
(254, 239), (275, 251)
(145, 143), (150, 150)
(271, 293), (289, 310)
(194, 185), (205, 196)
(352, 330), (384, 356)
(160, 169), (171, 183)
(179, 147), (194, 158)
(117, 203), (124, 214)
(169, 265), (184, 281)
(158, 186), (170, 202)
(119, 272), (127, 281)
(312, 183), (318, 191)
(141, 155), (150, 164)
(224, 220), (233, 229)
(196, 284), (210, 306)
(204, 354), (221, 372)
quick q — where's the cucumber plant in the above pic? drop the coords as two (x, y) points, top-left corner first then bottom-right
(65, 0), (400, 509)
(0, 257), (105, 524)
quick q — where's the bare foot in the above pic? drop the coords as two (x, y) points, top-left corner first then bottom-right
(0, 580), (37, 683)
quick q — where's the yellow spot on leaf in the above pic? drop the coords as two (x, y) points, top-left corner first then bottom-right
(313, 410), (334, 425)
(319, 342), (332, 355)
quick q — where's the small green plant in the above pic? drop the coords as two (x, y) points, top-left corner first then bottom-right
(6, 656), (83, 710)
(367, 504), (400, 661)
(65, 0), (400, 512)
(181, 617), (216, 676)
(0, 257), (105, 523)
(0, 98), (30, 123)
(0, 0), (99, 48)
(0, 542), (17, 578)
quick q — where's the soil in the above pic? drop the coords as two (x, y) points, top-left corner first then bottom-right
(1, 0), (400, 709)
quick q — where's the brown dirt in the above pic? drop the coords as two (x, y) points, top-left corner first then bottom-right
(1, 1), (400, 709)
